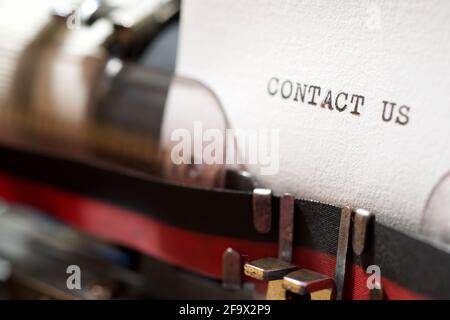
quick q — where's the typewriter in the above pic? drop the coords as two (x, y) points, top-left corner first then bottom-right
(0, 0), (448, 301)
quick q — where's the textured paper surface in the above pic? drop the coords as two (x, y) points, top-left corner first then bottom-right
(175, 0), (450, 233)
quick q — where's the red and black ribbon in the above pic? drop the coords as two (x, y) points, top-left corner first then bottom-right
(0, 145), (448, 299)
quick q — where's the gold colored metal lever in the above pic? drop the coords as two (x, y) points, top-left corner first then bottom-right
(283, 269), (336, 300)
(244, 258), (297, 281)
(244, 258), (298, 300)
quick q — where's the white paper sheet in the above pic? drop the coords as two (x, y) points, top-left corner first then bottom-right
(174, 0), (450, 235)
